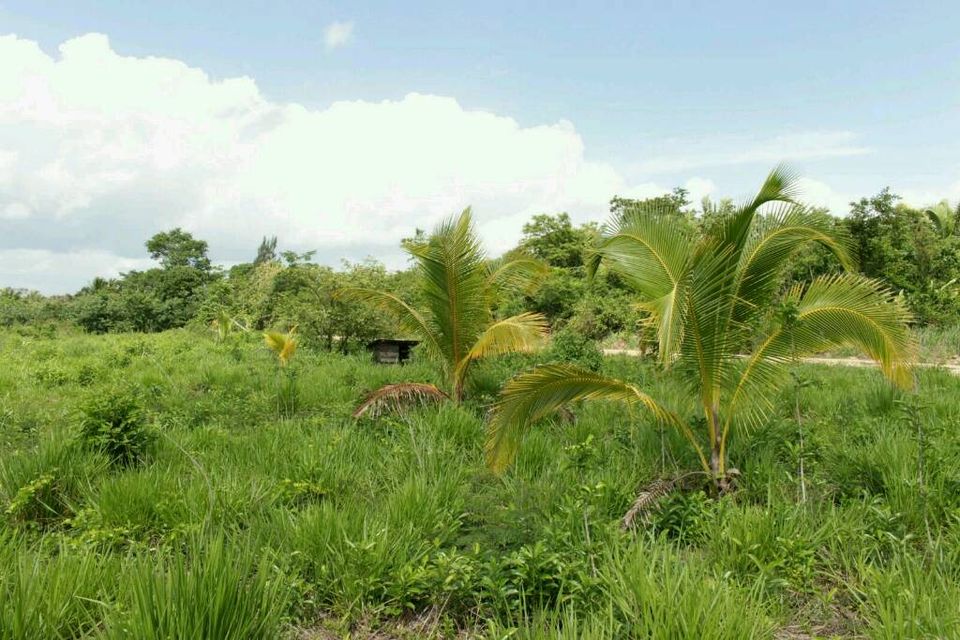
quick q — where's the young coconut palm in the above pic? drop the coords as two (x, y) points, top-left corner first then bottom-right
(264, 326), (298, 416)
(486, 166), (915, 492)
(264, 326), (298, 366)
(924, 200), (958, 238)
(343, 208), (549, 417)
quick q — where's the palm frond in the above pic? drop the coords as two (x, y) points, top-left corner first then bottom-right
(336, 287), (440, 356)
(263, 328), (297, 366)
(621, 478), (676, 530)
(734, 204), (855, 323)
(728, 274), (915, 431)
(746, 164), (802, 211)
(925, 201), (956, 237)
(408, 208), (491, 373)
(486, 255), (550, 298)
(352, 383), (450, 418)
(588, 208), (692, 363)
(457, 312), (549, 381)
(485, 364), (700, 474)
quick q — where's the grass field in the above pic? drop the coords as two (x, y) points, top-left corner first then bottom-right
(1, 328), (959, 638)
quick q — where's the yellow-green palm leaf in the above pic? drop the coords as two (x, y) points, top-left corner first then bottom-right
(486, 364), (698, 474)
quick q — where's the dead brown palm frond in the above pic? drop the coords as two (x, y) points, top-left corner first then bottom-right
(620, 477), (677, 530)
(619, 470), (723, 529)
(352, 383), (451, 419)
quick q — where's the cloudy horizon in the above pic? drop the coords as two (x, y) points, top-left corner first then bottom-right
(1, 4), (958, 293)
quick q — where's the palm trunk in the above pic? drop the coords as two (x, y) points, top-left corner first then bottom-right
(706, 404), (730, 494)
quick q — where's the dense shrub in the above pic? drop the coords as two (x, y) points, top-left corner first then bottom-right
(77, 389), (152, 467)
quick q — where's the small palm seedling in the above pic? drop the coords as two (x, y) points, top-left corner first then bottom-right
(486, 166), (915, 495)
(211, 309), (248, 343)
(341, 208), (549, 417)
(264, 326), (298, 416)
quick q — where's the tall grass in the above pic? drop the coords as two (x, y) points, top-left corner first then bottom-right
(0, 328), (958, 637)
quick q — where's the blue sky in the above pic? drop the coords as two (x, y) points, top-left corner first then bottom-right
(1, 1), (958, 291)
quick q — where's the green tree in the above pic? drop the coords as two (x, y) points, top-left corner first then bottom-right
(520, 213), (595, 268)
(254, 236), (278, 264)
(343, 208), (549, 413)
(486, 167), (914, 491)
(145, 228), (212, 271)
(847, 191), (960, 324)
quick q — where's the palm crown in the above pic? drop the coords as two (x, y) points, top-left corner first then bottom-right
(486, 167), (915, 489)
(345, 208), (549, 415)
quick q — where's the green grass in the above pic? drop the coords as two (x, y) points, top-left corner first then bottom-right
(1, 328), (960, 638)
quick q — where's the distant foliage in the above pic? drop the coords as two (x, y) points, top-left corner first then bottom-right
(545, 326), (604, 371)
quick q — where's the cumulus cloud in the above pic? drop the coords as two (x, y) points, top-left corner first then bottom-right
(3, 32), (915, 294)
(323, 21), (354, 50)
(0, 33), (698, 292)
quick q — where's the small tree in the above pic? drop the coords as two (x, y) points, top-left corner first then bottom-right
(254, 236), (279, 264)
(342, 208), (549, 415)
(486, 167), (915, 493)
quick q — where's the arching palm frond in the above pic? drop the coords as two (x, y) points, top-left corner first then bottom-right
(726, 274), (915, 436)
(734, 204), (855, 324)
(486, 364), (701, 474)
(745, 164), (802, 212)
(336, 288), (441, 359)
(925, 201), (957, 238)
(587, 208), (692, 364)
(458, 312), (548, 374)
(353, 383), (450, 418)
(486, 255), (550, 299)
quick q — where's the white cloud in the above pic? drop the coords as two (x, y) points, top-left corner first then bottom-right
(0, 33), (671, 292)
(899, 182), (960, 209)
(323, 21), (354, 50)
(633, 131), (871, 174)
(795, 177), (854, 215)
(2, 33), (951, 294)
(0, 248), (153, 293)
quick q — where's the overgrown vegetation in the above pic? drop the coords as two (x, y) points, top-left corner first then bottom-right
(2, 168), (960, 638)
(2, 327), (959, 638)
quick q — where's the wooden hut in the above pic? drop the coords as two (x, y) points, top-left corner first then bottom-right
(367, 339), (420, 364)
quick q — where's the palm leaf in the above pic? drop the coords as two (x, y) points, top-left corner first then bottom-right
(486, 255), (550, 299)
(727, 274), (915, 433)
(925, 201), (956, 237)
(588, 207), (693, 364)
(734, 204), (855, 323)
(263, 329), (297, 366)
(456, 312), (549, 383)
(485, 364), (702, 474)
(336, 288), (441, 357)
(352, 383), (450, 418)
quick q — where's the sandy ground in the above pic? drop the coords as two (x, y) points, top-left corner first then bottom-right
(602, 349), (960, 376)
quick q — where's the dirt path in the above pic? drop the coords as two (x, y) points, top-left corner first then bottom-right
(602, 349), (960, 376)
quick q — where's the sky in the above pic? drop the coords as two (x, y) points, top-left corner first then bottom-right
(1, 1), (958, 293)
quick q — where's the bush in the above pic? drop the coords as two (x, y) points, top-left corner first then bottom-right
(77, 389), (152, 467)
(544, 327), (604, 371)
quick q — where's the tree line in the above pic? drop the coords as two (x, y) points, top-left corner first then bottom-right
(2, 181), (959, 344)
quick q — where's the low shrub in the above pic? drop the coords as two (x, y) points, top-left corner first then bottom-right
(77, 388), (152, 467)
